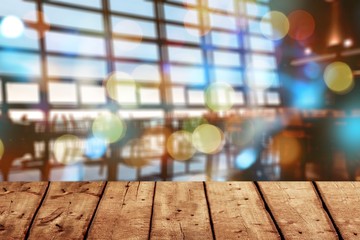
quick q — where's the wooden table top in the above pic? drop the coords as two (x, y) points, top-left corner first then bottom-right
(0, 181), (358, 239)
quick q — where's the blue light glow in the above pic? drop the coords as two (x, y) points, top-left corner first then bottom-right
(85, 137), (108, 159)
(304, 62), (321, 79)
(235, 148), (257, 170)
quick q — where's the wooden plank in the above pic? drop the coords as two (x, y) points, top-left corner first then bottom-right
(87, 182), (155, 240)
(206, 182), (280, 239)
(0, 182), (48, 239)
(27, 181), (105, 240)
(258, 182), (338, 239)
(316, 182), (360, 239)
(150, 182), (213, 240)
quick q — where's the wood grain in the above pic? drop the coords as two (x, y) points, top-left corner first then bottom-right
(27, 181), (105, 240)
(0, 182), (48, 239)
(206, 182), (280, 239)
(87, 181), (155, 240)
(150, 182), (213, 240)
(316, 182), (360, 239)
(258, 182), (338, 239)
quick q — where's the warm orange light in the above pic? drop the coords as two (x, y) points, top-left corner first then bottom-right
(288, 10), (315, 41)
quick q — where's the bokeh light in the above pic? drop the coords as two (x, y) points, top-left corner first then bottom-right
(270, 135), (302, 166)
(0, 16), (24, 39)
(260, 11), (289, 41)
(53, 134), (83, 164)
(105, 71), (137, 103)
(304, 62), (321, 79)
(167, 130), (196, 161)
(192, 124), (224, 154)
(0, 139), (4, 158)
(288, 10), (315, 41)
(323, 62), (354, 94)
(122, 139), (150, 167)
(92, 113), (127, 143)
(343, 38), (353, 48)
(205, 82), (235, 112)
(85, 137), (108, 159)
(235, 148), (257, 170)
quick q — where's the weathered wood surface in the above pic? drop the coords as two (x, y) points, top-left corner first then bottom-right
(316, 182), (360, 239)
(0, 182), (48, 239)
(0, 181), (359, 239)
(27, 181), (105, 240)
(88, 182), (155, 240)
(150, 182), (213, 240)
(258, 182), (338, 239)
(206, 182), (280, 239)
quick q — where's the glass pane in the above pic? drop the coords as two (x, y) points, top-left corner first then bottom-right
(169, 65), (205, 85)
(112, 16), (156, 38)
(207, 0), (234, 12)
(246, 2), (270, 18)
(170, 87), (186, 105)
(164, 5), (198, 25)
(209, 13), (237, 31)
(116, 84), (137, 105)
(0, 0), (36, 21)
(188, 90), (205, 105)
(213, 51), (241, 67)
(211, 31), (239, 48)
(46, 31), (106, 56)
(247, 70), (279, 88)
(48, 82), (77, 104)
(246, 35), (275, 52)
(0, 28), (39, 50)
(115, 63), (160, 82)
(47, 56), (107, 79)
(109, 0), (154, 18)
(0, 51), (41, 76)
(267, 92), (281, 105)
(80, 85), (106, 104)
(214, 68), (243, 86)
(113, 40), (158, 61)
(233, 91), (245, 105)
(44, 5), (103, 31)
(247, 54), (277, 70)
(166, 24), (200, 44)
(168, 46), (202, 64)
(48, 0), (102, 8)
(140, 88), (161, 105)
(6, 83), (40, 103)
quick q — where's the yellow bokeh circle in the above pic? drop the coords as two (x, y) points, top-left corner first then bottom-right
(205, 82), (235, 112)
(167, 130), (196, 161)
(0, 139), (4, 158)
(323, 62), (354, 94)
(192, 124), (224, 154)
(105, 71), (136, 101)
(92, 113), (126, 143)
(53, 134), (83, 164)
(121, 139), (150, 168)
(261, 11), (289, 40)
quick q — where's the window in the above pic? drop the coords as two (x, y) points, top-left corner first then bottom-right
(0, 0), (281, 123)
(6, 83), (40, 103)
(49, 82), (77, 104)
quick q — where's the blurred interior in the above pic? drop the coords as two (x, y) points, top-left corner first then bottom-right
(0, 0), (360, 181)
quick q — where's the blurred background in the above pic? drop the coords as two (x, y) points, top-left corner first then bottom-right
(0, 0), (359, 181)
